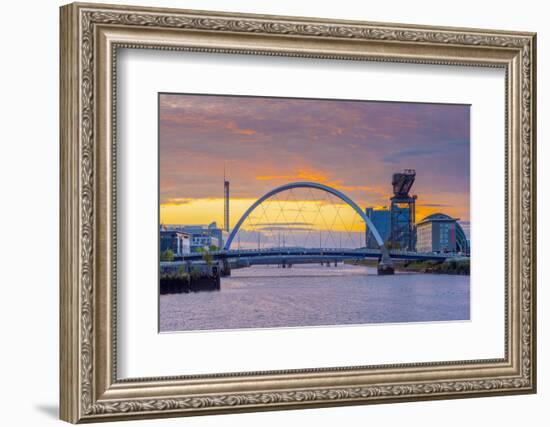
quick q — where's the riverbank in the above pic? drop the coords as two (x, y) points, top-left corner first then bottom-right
(159, 263), (221, 293)
(345, 258), (470, 275)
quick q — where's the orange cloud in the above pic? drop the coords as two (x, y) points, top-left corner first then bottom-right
(160, 197), (192, 207)
(225, 121), (257, 136)
(256, 169), (329, 183)
(255, 168), (388, 198)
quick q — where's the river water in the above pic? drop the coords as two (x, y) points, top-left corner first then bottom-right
(159, 264), (470, 332)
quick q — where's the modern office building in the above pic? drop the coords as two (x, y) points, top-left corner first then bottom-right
(162, 222), (223, 252)
(365, 207), (391, 249)
(160, 230), (191, 256)
(415, 213), (469, 254)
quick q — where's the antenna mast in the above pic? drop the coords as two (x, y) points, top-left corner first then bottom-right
(224, 162), (230, 232)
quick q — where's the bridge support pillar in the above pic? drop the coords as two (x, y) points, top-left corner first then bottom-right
(221, 259), (231, 277)
(377, 253), (395, 275)
(377, 262), (394, 275)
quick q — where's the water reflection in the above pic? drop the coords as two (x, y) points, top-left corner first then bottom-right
(160, 264), (470, 332)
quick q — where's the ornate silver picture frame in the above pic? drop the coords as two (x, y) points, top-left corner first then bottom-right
(60, 2), (536, 423)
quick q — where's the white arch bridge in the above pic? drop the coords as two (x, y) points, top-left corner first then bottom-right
(178, 182), (458, 275)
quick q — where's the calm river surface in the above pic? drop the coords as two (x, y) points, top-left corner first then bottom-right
(159, 264), (470, 332)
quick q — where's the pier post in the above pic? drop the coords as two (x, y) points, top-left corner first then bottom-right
(377, 250), (395, 275)
(221, 259), (231, 277)
(377, 261), (395, 275)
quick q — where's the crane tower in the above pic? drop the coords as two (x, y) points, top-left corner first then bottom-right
(389, 169), (417, 251)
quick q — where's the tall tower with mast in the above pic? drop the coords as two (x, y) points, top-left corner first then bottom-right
(224, 163), (230, 233)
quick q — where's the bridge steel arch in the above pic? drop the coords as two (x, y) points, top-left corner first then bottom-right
(223, 182), (388, 260)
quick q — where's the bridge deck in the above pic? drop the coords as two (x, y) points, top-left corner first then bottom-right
(174, 248), (457, 263)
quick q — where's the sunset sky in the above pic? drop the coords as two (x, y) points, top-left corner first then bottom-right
(159, 93), (470, 241)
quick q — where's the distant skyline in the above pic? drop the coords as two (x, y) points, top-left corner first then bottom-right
(159, 93), (470, 237)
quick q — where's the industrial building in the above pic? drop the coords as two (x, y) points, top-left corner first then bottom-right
(162, 222), (224, 252)
(159, 230), (191, 256)
(415, 213), (470, 254)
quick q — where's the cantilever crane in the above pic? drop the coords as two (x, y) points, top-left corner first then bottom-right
(390, 169), (417, 251)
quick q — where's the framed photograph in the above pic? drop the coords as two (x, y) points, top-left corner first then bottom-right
(60, 2), (537, 423)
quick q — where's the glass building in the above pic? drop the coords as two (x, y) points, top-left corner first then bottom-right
(365, 207), (391, 249)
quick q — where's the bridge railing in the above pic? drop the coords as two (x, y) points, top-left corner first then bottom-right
(182, 247), (455, 259)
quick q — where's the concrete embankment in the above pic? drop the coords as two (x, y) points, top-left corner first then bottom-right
(160, 262), (222, 294)
(345, 257), (470, 275)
